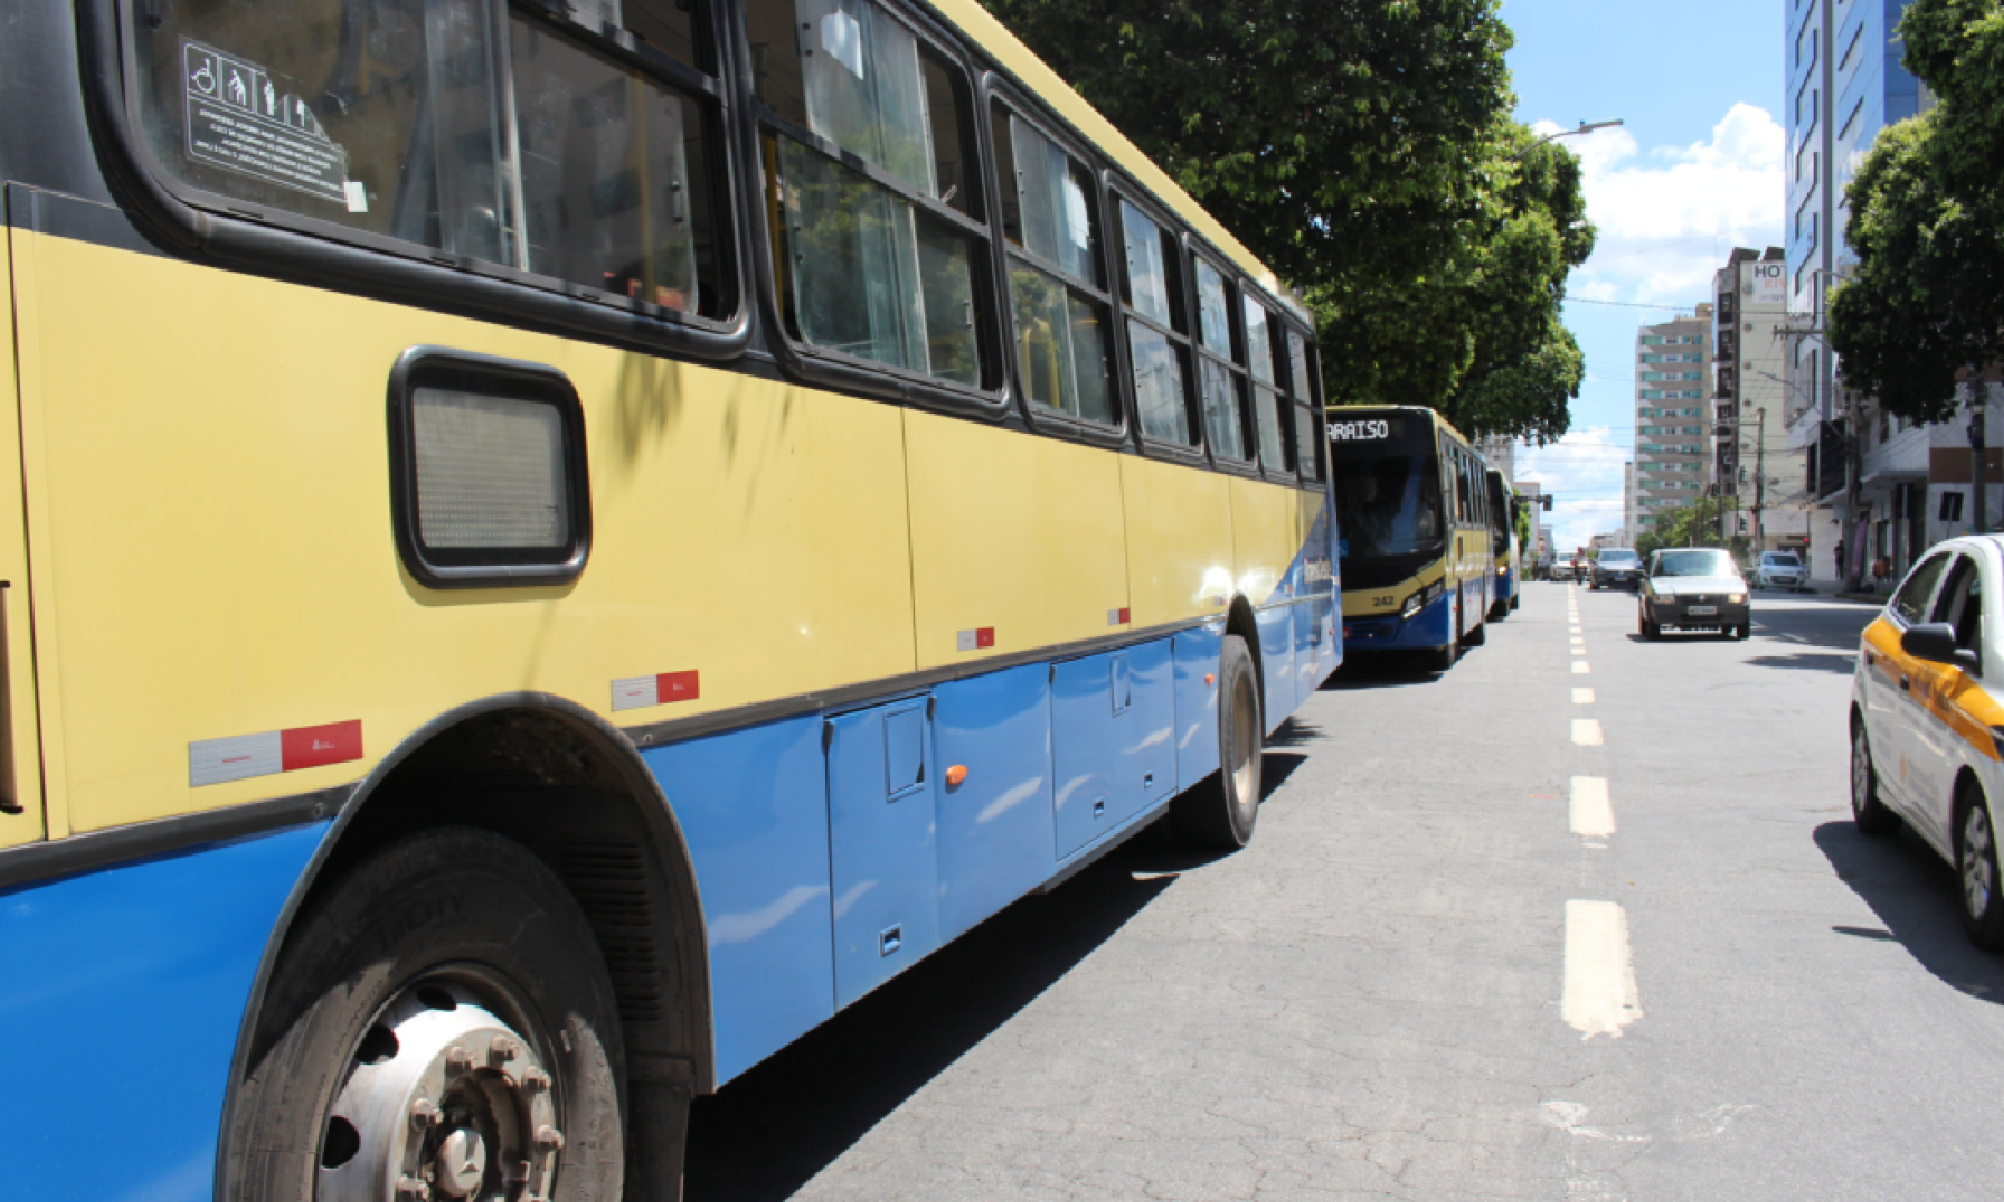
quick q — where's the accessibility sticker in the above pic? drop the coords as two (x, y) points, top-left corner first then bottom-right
(183, 40), (351, 206)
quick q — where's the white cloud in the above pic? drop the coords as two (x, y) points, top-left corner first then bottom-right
(1556, 104), (1787, 303)
(1516, 427), (1629, 551)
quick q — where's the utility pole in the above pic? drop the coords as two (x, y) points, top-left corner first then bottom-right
(1846, 388), (1864, 591)
(1753, 407), (1767, 552)
(1972, 378), (1988, 536)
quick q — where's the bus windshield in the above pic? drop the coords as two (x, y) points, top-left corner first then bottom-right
(1334, 454), (1444, 559)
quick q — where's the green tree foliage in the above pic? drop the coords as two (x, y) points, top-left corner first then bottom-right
(1828, 0), (2004, 422)
(974, 0), (1593, 440)
(1634, 496), (1725, 560)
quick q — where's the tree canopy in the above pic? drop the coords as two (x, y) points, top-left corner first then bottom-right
(1828, 0), (2004, 423)
(975, 0), (1593, 440)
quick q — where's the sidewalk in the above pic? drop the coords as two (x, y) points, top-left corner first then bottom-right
(1799, 576), (1887, 604)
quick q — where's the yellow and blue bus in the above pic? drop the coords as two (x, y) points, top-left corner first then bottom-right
(1328, 407), (1493, 669)
(0, 0), (1337, 1195)
(1485, 467), (1522, 620)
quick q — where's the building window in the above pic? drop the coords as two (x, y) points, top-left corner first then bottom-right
(1840, 22), (1863, 72)
(1840, 98), (1864, 141)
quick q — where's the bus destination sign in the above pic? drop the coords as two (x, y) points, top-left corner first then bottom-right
(1328, 417), (1404, 441)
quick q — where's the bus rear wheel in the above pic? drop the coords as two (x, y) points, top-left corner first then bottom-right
(1172, 635), (1262, 850)
(225, 827), (627, 1202)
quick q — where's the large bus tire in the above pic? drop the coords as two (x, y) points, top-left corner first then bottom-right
(1172, 635), (1262, 850)
(225, 827), (627, 1202)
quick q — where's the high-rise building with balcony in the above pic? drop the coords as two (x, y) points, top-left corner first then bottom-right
(1786, 0), (1928, 578)
(1712, 248), (1804, 552)
(1629, 307), (1714, 538)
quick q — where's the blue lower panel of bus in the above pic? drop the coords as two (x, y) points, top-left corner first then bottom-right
(1256, 604), (1297, 733)
(1496, 567), (1516, 608)
(658, 631), (1243, 1085)
(0, 823), (325, 1202)
(935, 665), (1053, 942)
(1172, 623), (1224, 786)
(1342, 591), (1455, 652)
(641, 718), (836, 1084)
(1052, 642), (1174, 858)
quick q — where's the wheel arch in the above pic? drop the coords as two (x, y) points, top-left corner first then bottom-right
(217, 692), (716, 1190)
(1953, 764), (1989, 842)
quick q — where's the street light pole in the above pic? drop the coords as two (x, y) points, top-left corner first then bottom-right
(1514, 118), (1625, 159)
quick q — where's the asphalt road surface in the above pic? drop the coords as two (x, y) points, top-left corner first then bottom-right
(683, 582), (2004, 1201)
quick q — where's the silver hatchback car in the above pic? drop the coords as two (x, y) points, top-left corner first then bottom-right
(1755, 550), (1807, 591)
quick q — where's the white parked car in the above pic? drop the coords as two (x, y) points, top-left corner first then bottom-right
(1850, 535), (2004, 948)
(1755, 550), (1807, 590)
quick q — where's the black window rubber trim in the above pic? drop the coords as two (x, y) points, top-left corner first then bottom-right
(74, 0), (754, 364)
(387, 347), (594, 589)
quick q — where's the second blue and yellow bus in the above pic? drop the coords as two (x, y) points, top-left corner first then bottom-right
(1328, 407), (1494, 669)
(1486, 467), (1522, 620)
(0, 0), (1338, 1196)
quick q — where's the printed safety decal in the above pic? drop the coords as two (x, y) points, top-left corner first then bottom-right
(1106, 608), (1132, 627)
(182, 40), (361, 209)
(955, 627), (996, 652)
(612, 671), (701, 712)
(189, 719), (363, 787)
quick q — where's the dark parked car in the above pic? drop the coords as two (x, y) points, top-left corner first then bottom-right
(1638, 548), (1751, 639)
(1590, 547), (1643, 590)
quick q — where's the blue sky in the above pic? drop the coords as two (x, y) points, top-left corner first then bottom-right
(1503, 0), (1788, 550)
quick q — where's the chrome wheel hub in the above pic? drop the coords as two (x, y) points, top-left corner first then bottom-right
(1965, 807), (1997, 921)
(318, 979), (562, 1202)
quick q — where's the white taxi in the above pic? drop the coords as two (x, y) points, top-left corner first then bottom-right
(1851, 535), (2004, 948)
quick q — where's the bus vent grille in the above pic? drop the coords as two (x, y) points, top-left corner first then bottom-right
(560, 840), (667, 1024)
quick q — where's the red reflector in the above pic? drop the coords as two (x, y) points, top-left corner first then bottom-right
(656, 670), (700, 702)
(280, 720), (363, 772)
(1117, 607), (1131, 625)
(975, 627), (995, 649)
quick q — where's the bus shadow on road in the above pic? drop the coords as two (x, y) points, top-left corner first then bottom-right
(1814, 820), (2004, 1003)
(1318, 653), (1456, 686)
(683, 766), (1288, 1199)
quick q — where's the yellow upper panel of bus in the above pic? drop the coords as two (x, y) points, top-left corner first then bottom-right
(930, 0), (1297, 320)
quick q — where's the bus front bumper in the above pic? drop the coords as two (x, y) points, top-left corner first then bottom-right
(1341, 591), (1454, 652)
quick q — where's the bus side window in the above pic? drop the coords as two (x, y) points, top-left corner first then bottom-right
(1286, 329), (1323, 483)
(1191, 255), (1248, 461)
(132, 0), (732, 321)
(992, 106), (1117, 426)
(751, 0), (989, 388)
(1243, 298), (1291, 477)
(1115, 198), (1198, 446)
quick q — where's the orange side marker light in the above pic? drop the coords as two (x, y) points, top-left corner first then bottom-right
(945, 764), (969, 787)
(1204, 673), (1216, 686)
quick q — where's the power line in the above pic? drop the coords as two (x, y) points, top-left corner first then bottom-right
(1565, 297), (1698, 312)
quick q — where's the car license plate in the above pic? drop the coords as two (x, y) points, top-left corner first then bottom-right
(1687, 605), (1717, 615)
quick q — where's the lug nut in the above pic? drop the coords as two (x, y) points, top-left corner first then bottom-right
(488, 1035), (519, 1063)
(394, 1176), (432, 1200)
(410, 1098), (441, 1129)
(445, 1045), (473, 1072)
(533, 1124), (565, 1151)
(520, 1067), (551, 1092)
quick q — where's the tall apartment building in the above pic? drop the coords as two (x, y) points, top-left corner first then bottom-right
(1712, 248), (1804, 552)
(1786, 0), (1928, 577)
(1628, 307), (1714, 539)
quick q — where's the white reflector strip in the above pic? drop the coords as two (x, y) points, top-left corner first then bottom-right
(612, 676), (661, 712)
(189, 731), (283, 787)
